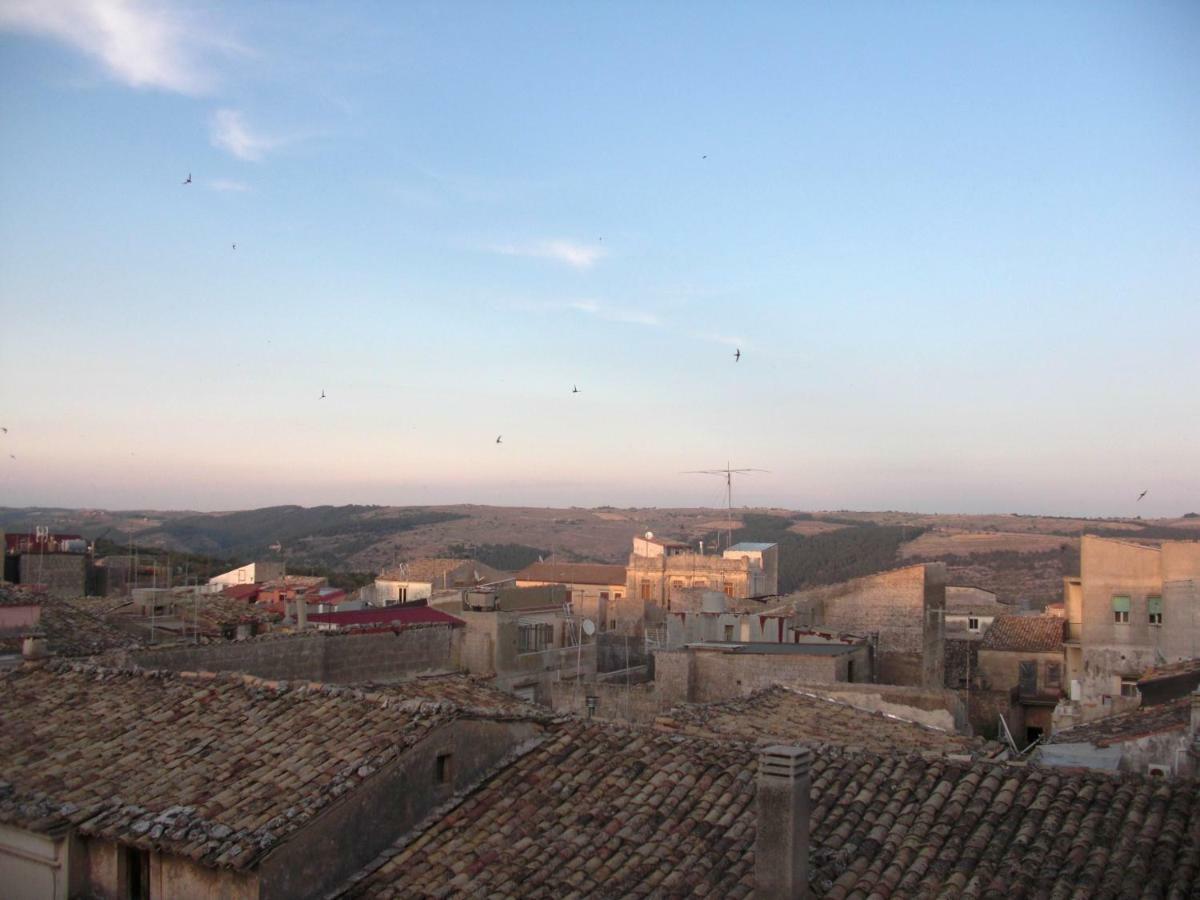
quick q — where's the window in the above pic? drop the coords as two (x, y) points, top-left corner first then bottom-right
(671, 579), (685, 589)
(565, 590), (573, 603)
(846, 660), (855, 682)
(692, 578), (707, 588)
(639, 580), (653, 601)
(1112, 595), (1130, 624)
(723, 581), (735, 598)
(614, 592), (623, 600)
(1148, 596), (1162, 626)
(397, 586), (407, 603)
(517, 623), (553, 653)
(1120, 678), (1139, 698)
(1045, 662), (1061, 688)
(723, 624), (734, 641)
(967, 616), (980, 632)
(435, 752), (453, 785)
(125, 847), (150, 900)
(599, 591), (609, 601)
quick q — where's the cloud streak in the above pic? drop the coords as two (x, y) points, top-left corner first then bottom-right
(210, 109), (280, 161)
(491, 239), (605, 269)
(0, 0), (232, 94)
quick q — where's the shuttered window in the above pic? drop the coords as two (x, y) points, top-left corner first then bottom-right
(1112, 595), (1130, 624)
(1148, 596), (1163, 625)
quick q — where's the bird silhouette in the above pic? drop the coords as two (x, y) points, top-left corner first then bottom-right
(320, 389), (326, 399)
(1138, 490), (1148, 502)
(734, 348), (741, 362)
(1, 426), (6, 434)
(183, 173), (192, 185)
(572, 385), (579, 394)
(496, 435), (502, 444)
(232, 243), (237, 250)
(702, 155), (708, 159)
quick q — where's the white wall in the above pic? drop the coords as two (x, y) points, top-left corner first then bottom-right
(0, 824), (70, 900)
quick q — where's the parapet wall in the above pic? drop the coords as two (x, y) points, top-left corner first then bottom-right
(131, 625), (460, 683)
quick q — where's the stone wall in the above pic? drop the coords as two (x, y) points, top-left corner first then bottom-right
(18, 555), (87, 600)
(785, 564), (945, 689)
(549, 681), (667, 724)
(654, 647), (866, 705)
(132, 625), (460, 683)
(596, 631), (649, 673)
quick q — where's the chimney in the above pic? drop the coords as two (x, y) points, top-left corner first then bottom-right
(756, 745), (811, 900)
(22, 634), (48, 667)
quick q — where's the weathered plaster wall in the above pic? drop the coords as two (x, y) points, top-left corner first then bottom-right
(653, 647), (866, 704)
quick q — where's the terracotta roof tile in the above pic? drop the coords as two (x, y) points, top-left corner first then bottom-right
(979, 614), (1064, 652)
(653, 686), (979, 756)
(345, 719), (1200, 898)
(1048, 697), (1191, 746)
(0, 664), (546, 870)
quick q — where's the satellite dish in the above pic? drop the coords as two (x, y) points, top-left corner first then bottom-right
(645, 531), (654, 539)
(582, 619), (596, 636)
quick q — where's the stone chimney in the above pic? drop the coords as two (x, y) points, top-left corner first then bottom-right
(755, 745), (811, 900)
(22, 634), (48, 668)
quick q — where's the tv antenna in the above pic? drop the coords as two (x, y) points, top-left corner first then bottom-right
(682, 461), (769, 549)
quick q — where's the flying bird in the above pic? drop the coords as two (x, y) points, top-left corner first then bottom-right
(183, 173), (192, 185)
(572, 385), (579, 394)
(1, 426), (6, 434)
(702, 155), (707, 159)
(1138, 490), (1148, 502)
(496, 435), (502, 444)
(232, 243), (237, 250)
(733, 348), (741, 362)
(320, 389), (326, 399)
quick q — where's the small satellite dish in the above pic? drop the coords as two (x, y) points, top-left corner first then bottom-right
(582, 619), (596, 636)
(645, 531), (654, 540)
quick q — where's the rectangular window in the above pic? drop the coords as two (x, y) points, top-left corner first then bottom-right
(1018, 660), (1037, 695)
(614, 592), (623, 600)
(639, 580), (653, 601)
(435, 753), (453, 785)
(565, 590), (573, 603)
(397, 586), (407, 603)
(1045, 662), (1061, 688)
(967, 616), (980, 632)
(723, 624), (734, 641)
(599, 591), (609, 601)
(1148, 596), (1162, 626)
(723, 581), (735, 598)
(1112, 595), (1130, 624)
(517, 623), (553, 653)
(1120, 678), (1139, 698)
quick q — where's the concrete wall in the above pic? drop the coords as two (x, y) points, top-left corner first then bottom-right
(1077, 536), (1200, 708)
(132, 625), (460, 683)
(258, 718), (541, 900)
(654, 646), (867, 705)
(785, 564), (945, 689)
(596, 630), (650, 673)
(17, 554), (86, 600)
(0, 823), (82, 900)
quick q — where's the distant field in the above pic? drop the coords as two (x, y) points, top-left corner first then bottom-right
(899, 531), (1075, 558)
(788, 520), (849, 536)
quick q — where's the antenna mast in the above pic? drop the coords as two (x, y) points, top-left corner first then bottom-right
(682, 461), (769, 549)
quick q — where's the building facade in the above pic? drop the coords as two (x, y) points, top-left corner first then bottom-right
(625, 533), (778, 610)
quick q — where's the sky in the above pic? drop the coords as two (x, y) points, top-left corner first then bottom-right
(0, 1), (1197, 517)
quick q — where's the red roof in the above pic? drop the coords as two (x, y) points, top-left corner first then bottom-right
(222, 584), (261, 602)
(306, 606), (464, 628)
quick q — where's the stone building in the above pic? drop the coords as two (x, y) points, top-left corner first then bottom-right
(368, 559), (510, 606)
(974, 614), (1065, 746)
(0, 663), (548, 900)
(783, 563), (946, 689)
(944, 586), (1006, 640)
(625, 533), (778, 609)
(513, 561), (626, 632)
(1062, 535), (1200, 721)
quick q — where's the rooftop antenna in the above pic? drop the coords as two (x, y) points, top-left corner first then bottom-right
(682, 461), (769, 550)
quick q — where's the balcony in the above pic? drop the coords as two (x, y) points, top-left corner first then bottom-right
(1012, 685), (1063, 708)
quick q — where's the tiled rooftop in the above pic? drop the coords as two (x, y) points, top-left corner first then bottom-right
(1140, 656), (1200, 683)
(1048, 697), (1192, 747)
(0, 664), (546, 871)
(345, 718), (1200, 899)
(515, 561), (627, 586)
(979, 614), (1064, 652)
(653, 686), (979, 755)
(0, 595), (142, 657)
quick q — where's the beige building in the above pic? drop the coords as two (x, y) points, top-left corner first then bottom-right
(974, 614), (1065, 746)
(944, 586), (1005, 640)
(370, 558), (509, 606)
(431, 584), (595, 702)
(625, 533), (778, 610)
(1062, 535), (1200, 720)
(514, 561), (626, 632)
(784, 563), (947, 689)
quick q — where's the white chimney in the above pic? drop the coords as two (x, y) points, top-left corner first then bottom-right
(756, 745), (811, 900)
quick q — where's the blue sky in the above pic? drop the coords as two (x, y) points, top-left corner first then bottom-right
(1, 1), (1197, 516)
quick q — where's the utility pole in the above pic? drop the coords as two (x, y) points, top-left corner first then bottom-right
(682, 462), (769, 549)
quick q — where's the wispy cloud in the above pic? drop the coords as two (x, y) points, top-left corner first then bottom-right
(206, 178), (251, 193)
(0, 0), (234, 94)
(210, 109), (280, 162)
(568, 300), (658, 326)
(491, 239), (606, 270)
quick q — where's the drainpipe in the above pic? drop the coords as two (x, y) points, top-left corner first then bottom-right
(755, 745), (811, 900)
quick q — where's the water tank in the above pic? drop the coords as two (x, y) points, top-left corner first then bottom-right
(60, 539), (87, 553)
